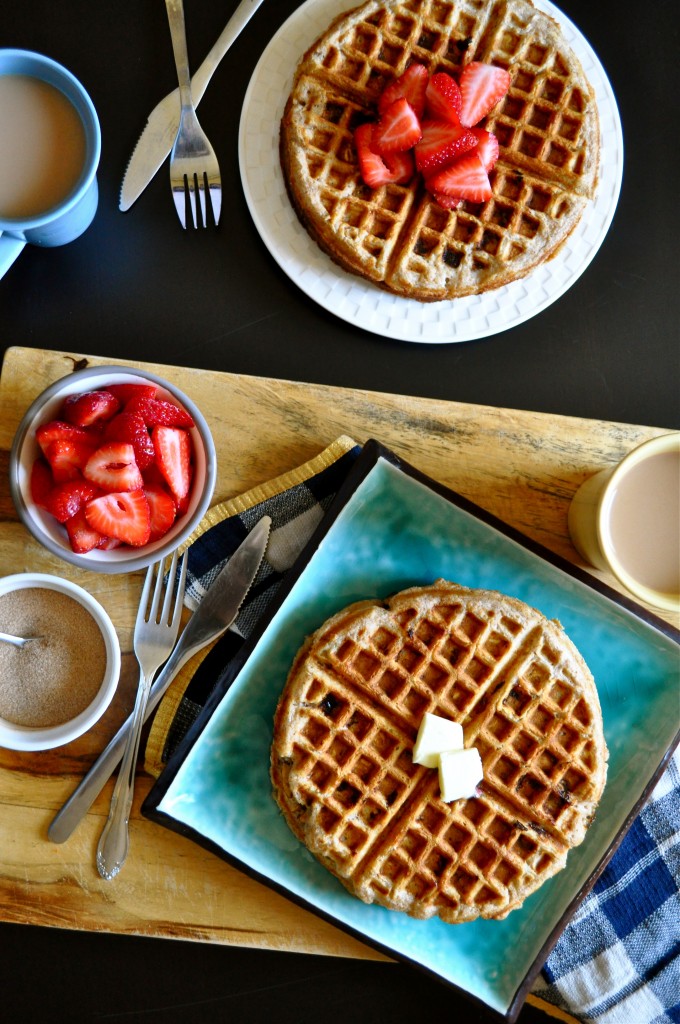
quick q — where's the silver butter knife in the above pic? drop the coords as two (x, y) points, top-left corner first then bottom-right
(47, 514), (271, 843)
(119, 0), (266, 212)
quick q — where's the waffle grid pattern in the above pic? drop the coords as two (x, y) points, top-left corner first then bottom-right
(271, 584), (607, 923)
(282, 0), (599, 300)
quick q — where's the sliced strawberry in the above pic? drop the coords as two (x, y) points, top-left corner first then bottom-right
(105, 382), (157, 406)
(62, 390), (120, 427)
(383, 148), (415, 184)
(378, 63), (428, 119)
(425, 73), (462, 124)
(104, 412), (155, 470)
(85, 489), (151, 547)
(355, 123), (397, 187)
(83, 442), (143, 492)
(471, 126), (499, 170)
(65, 507), (104, 553)
(97, 535), (122, 551)
(371, 97), (422, 154)
(30, 457), (53, 509)
(152, 426), (192, 513)
(428, 151), (492, 202)
(45, 480), (100, 523)
(458, 62), (511, 127)
(140, 461), (170, 490)
(45, 438), (97, 483)
(429, 189), (464, 210)
(124, 396), (195, 429)
(144, 485), (177, 542)
(414, 120), (478, 176)
(36, 419), (94, 455)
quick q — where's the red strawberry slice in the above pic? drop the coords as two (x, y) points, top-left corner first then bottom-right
(36, 419), (94, 455)
(429, 189), (464, 210)
(83, 442), (143, 492)
(471, 126), (500, 170)
(62, 390), (120, 427)
(425, 73), (462, 124)
(65, 508), (104, 554)
(45, 480), (100, 523)
(105, 383), (157, 406)
(104, 412), (155, 470)
(97, 535), (122, 551)
(85, 489), (151, 547)
(414, 120), (478, 175)
(45, 438), (97, 483)
(378, 63), (428, 119)
(124, 396), (195, 429)
(371, 97), (422, 154)
(428, 151), (492, 202)
(458, 62), (511, 127)
(30, 458), (53, 509)
(355, 124), (399, 187)
(144, 485), (177, 542)
(152, 426), (193, 513)
(383, 148), (415, 184)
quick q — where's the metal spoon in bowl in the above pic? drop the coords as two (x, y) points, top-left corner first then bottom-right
(0, 631), (43, 648)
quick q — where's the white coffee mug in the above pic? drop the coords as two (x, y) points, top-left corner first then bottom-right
(568, 432), (680, 611)
(0, 49), (100, 279)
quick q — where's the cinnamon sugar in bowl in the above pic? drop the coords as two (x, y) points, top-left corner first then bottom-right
(0, 573), (120, 751)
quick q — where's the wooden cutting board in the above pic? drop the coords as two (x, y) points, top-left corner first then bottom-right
(0, 346), (675, 1022)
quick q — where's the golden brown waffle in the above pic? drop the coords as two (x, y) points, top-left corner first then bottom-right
(281, 0), (600, 301)
(271, 581), (608, 923)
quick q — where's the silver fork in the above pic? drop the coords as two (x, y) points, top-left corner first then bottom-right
(165, 0), (222, 227)
(96, 550), (187, 880)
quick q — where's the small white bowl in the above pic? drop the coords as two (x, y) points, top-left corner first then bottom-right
(9, 365), (217, 574)
(0, 573), (121, 751)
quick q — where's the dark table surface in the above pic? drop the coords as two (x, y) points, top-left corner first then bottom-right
(1, 0), (678, 1021)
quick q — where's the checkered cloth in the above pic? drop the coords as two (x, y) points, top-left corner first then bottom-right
(533, 750), (680, 1023)
(145, 437), (680, 1024)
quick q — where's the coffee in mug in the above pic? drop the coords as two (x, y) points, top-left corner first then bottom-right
(0, 49), (100, 279)
(568, 432), (680, 611)
(0, 74), (87, 219)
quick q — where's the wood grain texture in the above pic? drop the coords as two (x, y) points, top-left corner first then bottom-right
(0, 346), (675, 1018)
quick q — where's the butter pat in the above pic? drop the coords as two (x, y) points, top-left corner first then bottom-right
(438, 747), (484, 803)
(413, 712), (463, 768)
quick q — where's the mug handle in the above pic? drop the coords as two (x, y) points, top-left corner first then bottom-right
(0, 233), (26, 279)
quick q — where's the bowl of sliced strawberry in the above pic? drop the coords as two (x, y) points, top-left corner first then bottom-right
(9, 365), (217, 573)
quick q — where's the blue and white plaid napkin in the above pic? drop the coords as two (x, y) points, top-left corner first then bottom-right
(145, 437), (679, 1024)
(533, 750), (680, 1023)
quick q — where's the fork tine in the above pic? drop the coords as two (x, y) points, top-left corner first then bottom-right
(157, 550), (179, 625)
(148, 556), (169, 624)
(186, 176), (198, 228)
(197, 174), (208, 227)
(171, 551), (188, 630)
(137, 561), (156, 627)
(172, 183), (186, 228)
(209, 182), (221, 226)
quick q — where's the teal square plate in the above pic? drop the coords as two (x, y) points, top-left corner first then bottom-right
(143, 441), (679, 1021)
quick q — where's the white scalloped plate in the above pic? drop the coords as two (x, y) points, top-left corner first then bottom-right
(238, 0), (623, 344)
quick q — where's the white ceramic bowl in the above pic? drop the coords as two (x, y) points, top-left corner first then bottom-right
(9, 365), (217, 573)
(0, 572), (121, 751)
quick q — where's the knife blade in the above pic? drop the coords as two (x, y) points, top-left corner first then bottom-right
(47, 514), (271, 843)
(119, 0), (266, 212)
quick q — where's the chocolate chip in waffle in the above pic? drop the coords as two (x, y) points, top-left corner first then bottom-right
(280, 0), (600, 301)
(271, 581), (608, 923)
